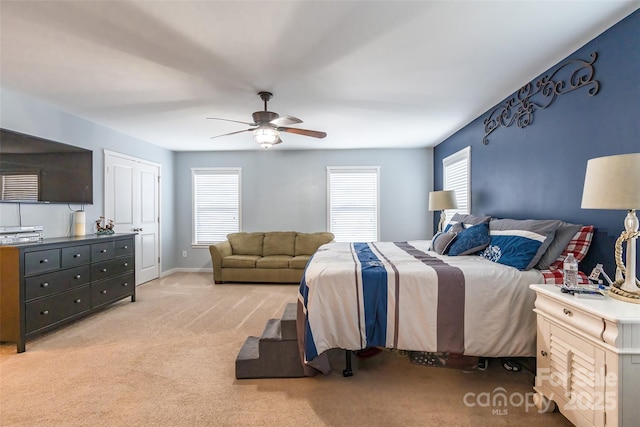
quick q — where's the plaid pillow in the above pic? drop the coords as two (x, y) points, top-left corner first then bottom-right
(540, 269), (589, 285)
(549, 225), (595, 269)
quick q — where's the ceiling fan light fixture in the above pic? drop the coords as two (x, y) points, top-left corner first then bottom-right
(253, 127), (280, 148)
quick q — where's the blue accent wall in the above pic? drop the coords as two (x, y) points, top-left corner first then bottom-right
(434, 9), (639, 277)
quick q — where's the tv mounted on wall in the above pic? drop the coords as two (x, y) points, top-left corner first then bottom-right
(0, 128), (93, 204)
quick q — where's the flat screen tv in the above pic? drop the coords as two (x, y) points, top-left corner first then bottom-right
(0, 128), (93, 204)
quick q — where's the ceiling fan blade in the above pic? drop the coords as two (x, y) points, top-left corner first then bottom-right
(207, 117), (256, 126)
(210, 129), (254, 139)
(269, 115), (303, 127)
(278, 127), (327, 139)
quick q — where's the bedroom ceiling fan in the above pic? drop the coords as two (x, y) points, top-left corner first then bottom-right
(207, 92), (327, 148)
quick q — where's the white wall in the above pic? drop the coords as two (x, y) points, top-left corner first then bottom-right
(174, 148), (434, 271)
(0, 88), (177, 270)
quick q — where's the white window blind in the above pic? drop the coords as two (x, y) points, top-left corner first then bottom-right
(1, 173), (39, 201)
(192, 168), (241, 245)
(327, 167), (379, 242)
(442, 146), (471, 224)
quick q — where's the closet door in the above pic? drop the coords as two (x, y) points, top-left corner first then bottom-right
(104, 151), (160, 285)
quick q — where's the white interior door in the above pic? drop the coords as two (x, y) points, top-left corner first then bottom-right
(104, 151), (160, 285)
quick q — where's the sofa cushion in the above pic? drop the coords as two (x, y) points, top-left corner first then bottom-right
(290, 255), (311, 269)
(228, 232), (264, 256)
(295, 232), (334, 255)
(256, 255), (293, 269)
(222, 255), (261, 268)
(263, 232), (297, 256)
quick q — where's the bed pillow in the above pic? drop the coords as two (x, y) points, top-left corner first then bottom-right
(481, 218), (561, 270)
(535, 222), (583, 270)
(444, 213), (491, 232)
(429, 231), (458, 255)
(447, 223), (490, 256)
(549, 225), (595, 268)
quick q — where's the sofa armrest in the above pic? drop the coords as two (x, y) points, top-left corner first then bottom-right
(209, 241), (232, 283)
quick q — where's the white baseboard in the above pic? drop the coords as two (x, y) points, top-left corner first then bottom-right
(161, 267), (213, 277)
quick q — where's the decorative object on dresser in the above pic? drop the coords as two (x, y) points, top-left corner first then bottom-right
(95, 216), (115, 235)
(530, 284), (640, 427)
(0, 234), (135, 352)
(581, 153), (640, 303)
(428, 190), (458, 232)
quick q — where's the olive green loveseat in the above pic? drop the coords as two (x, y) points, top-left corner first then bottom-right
(209, 231), (334, 284)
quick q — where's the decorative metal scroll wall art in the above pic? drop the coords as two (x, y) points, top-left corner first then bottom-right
(482, 51), (599, 145)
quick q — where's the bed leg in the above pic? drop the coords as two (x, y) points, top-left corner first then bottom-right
(343, 350), (354, 377)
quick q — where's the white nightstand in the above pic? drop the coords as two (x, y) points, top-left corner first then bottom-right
(530, 284), (640, 427)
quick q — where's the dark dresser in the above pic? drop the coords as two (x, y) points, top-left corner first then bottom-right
(0, 233), (135, 352)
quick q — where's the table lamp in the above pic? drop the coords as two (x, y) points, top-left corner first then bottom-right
(581, 153), (640, 303)
(429, 190), (458, 232)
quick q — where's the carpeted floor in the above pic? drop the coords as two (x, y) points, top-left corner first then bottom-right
(0, 272), (572, 426)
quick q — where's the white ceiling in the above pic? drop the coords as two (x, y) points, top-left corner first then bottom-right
(1, 1), (637, 152)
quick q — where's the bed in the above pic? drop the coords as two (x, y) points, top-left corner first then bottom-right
(297, 215), (594, 375)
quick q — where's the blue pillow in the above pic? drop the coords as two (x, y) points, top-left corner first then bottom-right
(448, 223), (490, 256)
(481, 218), (561, 270)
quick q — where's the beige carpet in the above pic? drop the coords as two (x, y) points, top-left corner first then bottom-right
(0, 272), (572, 426)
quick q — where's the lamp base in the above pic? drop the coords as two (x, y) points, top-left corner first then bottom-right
(609, 287), (640, 304)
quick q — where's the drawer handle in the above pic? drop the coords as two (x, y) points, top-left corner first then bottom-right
(100, 290), (107, 294)
(124, 262), (128, 267)
(101, 268), (108, 272)
(101, 249), (108, 253)
(41, 310), (49, 315)
(540, 350), (548, 357)
(40, 259), (48, 264)
(41, 282), (49, 288)
(123, 245), (128, 249)
(122, 282), (128, 287)
(563, 308), (572, 316)
(75, 298), (82, 303)
(74, 253), (81, 258)
(75, 274), (82, 279)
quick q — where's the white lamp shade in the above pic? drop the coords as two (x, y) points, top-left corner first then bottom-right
(429, 190), (458, 211)
(581, 153), (640, 210)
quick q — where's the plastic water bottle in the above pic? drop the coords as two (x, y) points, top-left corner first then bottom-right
(563, 253), (579, 289)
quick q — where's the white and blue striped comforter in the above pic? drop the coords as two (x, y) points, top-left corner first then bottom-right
(297, 240), (543, 375)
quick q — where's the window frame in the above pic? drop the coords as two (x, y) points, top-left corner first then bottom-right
(191, 167), (242, 247)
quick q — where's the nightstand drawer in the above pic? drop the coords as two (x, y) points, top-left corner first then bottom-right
(535, 292), (604, 342)
(25, 265), (90, 301)
(24, 249), (60, 276)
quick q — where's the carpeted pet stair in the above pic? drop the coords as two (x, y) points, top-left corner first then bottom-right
(235, 302), (305, 379)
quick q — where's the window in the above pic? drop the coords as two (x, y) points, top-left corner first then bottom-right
(192, 168), (241, 245)
(442, 146), (471, 224)
(327, 166), (379, 242)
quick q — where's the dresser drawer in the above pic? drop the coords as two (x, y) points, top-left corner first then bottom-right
(61, 245), (91, 268)
(25, 265), (91, 301)
(25, 285), (91, 334)
(114, 238), (134, 257)
(91, 256), (134, 281)
(91, 241), (115, 262)
(92, 272), (135, 307)
(24, 249), (61, 276)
